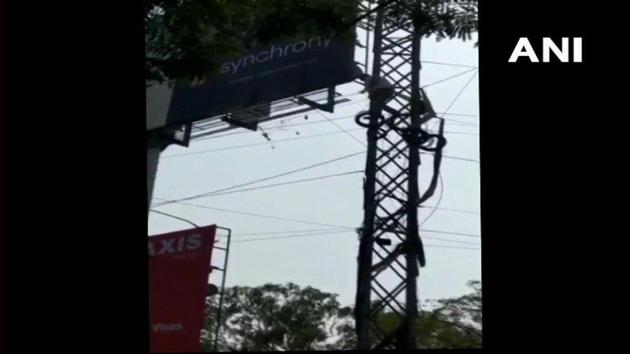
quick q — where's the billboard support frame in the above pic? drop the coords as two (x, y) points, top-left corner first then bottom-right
(296, 86), (336, 113)
(220, 116), (259, 131)
(212, 227), (232, 352)
(147, 123), (192, 149)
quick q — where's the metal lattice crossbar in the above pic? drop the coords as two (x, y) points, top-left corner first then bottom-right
(355, 0), (446, 350)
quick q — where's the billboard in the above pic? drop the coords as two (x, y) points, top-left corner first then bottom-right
(147, 31), (360, 131)
(149, 225), (217, 353)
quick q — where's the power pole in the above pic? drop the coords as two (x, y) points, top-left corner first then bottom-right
(355, 0), (446, 349)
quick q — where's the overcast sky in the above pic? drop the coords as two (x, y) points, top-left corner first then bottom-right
(149, 32), (480, 307)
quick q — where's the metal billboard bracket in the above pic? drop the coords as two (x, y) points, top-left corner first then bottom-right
(210, 226), (232, 352)
(296, 86), (336, 113)
(220, 116), (259, 131)
(147, 123), (192, 150)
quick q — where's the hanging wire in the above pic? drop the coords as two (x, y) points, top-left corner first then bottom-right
(149, 209), (199, 229)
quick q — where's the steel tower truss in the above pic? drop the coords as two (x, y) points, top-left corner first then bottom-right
(355, 1), (446, 350)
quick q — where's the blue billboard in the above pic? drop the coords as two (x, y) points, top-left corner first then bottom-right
(163, 32), (360, 127)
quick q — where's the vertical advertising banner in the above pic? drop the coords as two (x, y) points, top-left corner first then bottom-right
(149, 225), (217, 353)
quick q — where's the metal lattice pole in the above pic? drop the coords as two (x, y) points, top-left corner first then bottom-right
(355, 0), (446, 350)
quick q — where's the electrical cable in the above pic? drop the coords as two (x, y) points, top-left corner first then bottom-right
(421, 68), (478, 88)
(192, 112), (475, 143)
(232, 228), (344, 237)
(314, 110), (367, 147)
(187, 170), (363, 198)
(232, 227), (479, 246)
(153, 200), (480, 238)
(149, 209), (199, 229)
(163, 128), (365, 158)
(154, 200), (356, 229)
(154, 151), (366, 207)
(442, 70), (479, 115)
(421, 60), (478, 69)
(231, 230), (480, 250)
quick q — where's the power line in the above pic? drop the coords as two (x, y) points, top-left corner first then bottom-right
(420, 72), (481, 231)
(233, 230), (352, 242)
(421, 228), (480, 238)
(443, 70), (479, 115)
(153, 201), (481, 239)
(425, 153), (479, 163)
(421, 68), (478, 89)
(422, 205), (480, 215)
(153, 200), (356, 230)
(418, 69), (480, 227)
(165, 132), (478, 163)
(440, 117), (477, 127)
(422, 236), (480, 246)
(196, 111), (475, 143)
(149, 209), (199, 229)
(421, 244), (480, 250)
(444, 131), (479, 136)
(196, 112), (362, 141)
(163, 128), (365, 159)
(421, 60), (478, 69)
(159, 168), (479, 213)
(155, 155), (475, 212)
(437, 112), (477, 117)
(232, 228), (479, 246)
(231, 230), (479, 250)
(232, 227), (344, 237)
(435, 112), (479, 117)
(154, 151), (366, 207)
(156, 154), (475, 211)
(314, 110), (367, 147)
(189, 170), (363, 198)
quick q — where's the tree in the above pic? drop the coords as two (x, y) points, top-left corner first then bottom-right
(335, 280), (482, 349)
(202, 283), (354, 351)
(413, 280), (482, 348)
(202, 281), (481, 351)
(383, 0), (478, 40)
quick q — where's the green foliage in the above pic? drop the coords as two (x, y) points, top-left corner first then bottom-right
(383, 0), (478, 41)
(202, 283), (354, 351)
(414, 280), (482, 348)
(356, 280), (482, 349)
(202, 280), (481, 351)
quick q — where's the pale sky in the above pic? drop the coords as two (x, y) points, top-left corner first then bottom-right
(149, 32), (480, 307)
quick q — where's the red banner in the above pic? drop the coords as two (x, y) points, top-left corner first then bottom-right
(149, 225), (216, 353)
